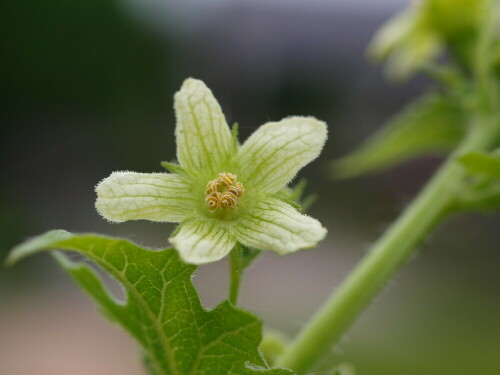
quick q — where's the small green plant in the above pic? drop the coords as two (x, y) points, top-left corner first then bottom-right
(6, 0), (500, 374)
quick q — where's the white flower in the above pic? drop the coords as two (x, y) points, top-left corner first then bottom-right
(96, 78), (327, 264)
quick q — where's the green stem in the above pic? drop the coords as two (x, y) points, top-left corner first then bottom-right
(474, 0), (497, 113)
(229, 246), (243, 305)
(276, 122), (498, 374)
(277, 3), (500, 372)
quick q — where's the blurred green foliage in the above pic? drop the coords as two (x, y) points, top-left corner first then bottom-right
(369, 0), (485, 79)
(332, 92), (466, 178)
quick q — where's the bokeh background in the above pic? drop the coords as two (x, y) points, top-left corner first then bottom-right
(1, 0), (499, 374)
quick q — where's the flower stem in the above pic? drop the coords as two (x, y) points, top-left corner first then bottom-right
(276, 121), (498, 374)
(474, 0), (497, 113)
(229, 245), (243, 305)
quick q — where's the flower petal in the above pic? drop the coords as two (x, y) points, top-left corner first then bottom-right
(95, 172), (195, 223)
(238, 116), (327, 193)
(174, 78), (234, 175)
(234, 198), (326, 254)
(170, 220), (236, 264)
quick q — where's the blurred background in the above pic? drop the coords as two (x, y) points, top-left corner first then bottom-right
(1, 0), (499, 374)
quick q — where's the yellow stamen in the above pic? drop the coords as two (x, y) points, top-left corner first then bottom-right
(205, 179), (221, 195)
(206, 191), (222, 211)
(220, 191), (237, 208)
(205, 172), (244, 211)
(218, 172), (237, 186)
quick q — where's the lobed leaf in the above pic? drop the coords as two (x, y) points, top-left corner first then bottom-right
(6, 230), (294, 375)
(332, 93), (465, 179)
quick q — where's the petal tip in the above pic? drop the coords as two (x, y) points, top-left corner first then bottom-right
(169, 221), (235, 265)
(286, 116), (328, 141)
(169, 234), (221, 265)
(176, 78), (208, 97)
(235, 199), (327, 255)
(237, 116), (328, 192)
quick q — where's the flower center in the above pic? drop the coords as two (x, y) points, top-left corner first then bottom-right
(205, 172), (245, 212)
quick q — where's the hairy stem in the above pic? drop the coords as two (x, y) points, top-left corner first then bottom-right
(229, 246), (243, 305)
(276, 121), (497, 374)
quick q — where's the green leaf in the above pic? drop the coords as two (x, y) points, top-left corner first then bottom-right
(332, 93), (465, 179)
(458, 150), (500, 178)
(453, 150), (500, 212)
(6, 230), (294, 375)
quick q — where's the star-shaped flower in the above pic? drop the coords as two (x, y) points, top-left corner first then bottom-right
(95, 78), (327, 264)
